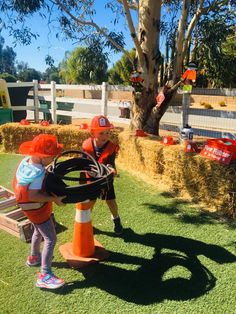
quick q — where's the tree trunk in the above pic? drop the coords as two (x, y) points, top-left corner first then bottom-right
(131, 0), (161, 131)
(143, 89), (177, 135)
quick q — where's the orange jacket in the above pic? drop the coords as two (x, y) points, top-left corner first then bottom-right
(12, 172), (52, 224)
(82, 138), (118, 164)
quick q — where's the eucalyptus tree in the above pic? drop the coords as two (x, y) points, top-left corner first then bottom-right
(1, 0), (235, 134)
(0, 35), (16, 75)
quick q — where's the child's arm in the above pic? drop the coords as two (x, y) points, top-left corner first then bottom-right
(28, 189), (65, 206)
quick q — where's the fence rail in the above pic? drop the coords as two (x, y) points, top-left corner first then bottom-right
(4, 81), (236, 139)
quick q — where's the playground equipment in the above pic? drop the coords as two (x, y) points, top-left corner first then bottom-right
(0, 79), (11, 108)
(0, 79), (13, 124)
(8, 84), (32, 122)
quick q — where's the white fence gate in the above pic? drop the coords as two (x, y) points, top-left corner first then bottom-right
(5, 81), (236, 139)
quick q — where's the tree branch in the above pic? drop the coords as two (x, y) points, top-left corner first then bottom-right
(53, 0), (134, 64)
(117, 0), (139, 10)
(172, 0), (191, 81)
(121, 0), (145, 68)
(182, 0), (204, 58)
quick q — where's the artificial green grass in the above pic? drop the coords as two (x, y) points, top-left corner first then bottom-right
(0, 153), (236, 314)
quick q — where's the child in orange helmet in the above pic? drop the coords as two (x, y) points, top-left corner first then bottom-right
(82, 115), (123, 235)
(12, 134), (65, 289)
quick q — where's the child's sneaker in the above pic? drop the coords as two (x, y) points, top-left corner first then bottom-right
(113, 217), (123, 235)
(36, 273), (65, 289)
(26, 255), (41, 267)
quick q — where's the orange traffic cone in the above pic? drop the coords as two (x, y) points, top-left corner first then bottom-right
(59, 199), (109, 268)
(184, 141), (199, 153)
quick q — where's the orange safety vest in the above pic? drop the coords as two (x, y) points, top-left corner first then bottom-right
(12, 171), (52, 224)
(82, 138), (118, 164)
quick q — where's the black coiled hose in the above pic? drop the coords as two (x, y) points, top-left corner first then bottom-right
(45, 150), (114, 203)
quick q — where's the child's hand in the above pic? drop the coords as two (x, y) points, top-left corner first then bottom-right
(52, 193), (66, 206)
(106, 164), (117, 176)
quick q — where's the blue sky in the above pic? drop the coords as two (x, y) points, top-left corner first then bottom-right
(1, 2), (136, 73)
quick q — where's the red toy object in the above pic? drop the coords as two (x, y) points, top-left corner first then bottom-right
(80, 123), (88, 130)
(40, 120), (50, 127)
(20, 119), (30, 125)
(184, 141), (198, 153)
(200, 138), (236, 165)
(135, 129), (148, 137)
(161, 136), (174, 145)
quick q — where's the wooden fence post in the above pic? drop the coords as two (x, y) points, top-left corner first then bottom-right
(51, 81), (57, 124)
(181, 92), (190, 128)
(33, 80), (39, 123)
(101, 82), (108, 116)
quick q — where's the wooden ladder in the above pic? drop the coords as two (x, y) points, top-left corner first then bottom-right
(0, 185), (33, 242)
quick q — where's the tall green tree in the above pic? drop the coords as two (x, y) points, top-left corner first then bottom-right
(1, 0), (235, 134)
(42, 66), (61, 83)
(196, 18), (236, 87)
(60, 43), (108, 84)
(0, 35), (16, 75)
(17, 68), (41, 81)
(108, 49), (136, 85)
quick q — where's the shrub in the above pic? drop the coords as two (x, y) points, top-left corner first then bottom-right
(203, 103), (213, 109)
(219, 101), (227, 107)
(200, 102), (213, 109)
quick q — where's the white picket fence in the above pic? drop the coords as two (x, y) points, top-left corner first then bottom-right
(6, 81), (236, 139)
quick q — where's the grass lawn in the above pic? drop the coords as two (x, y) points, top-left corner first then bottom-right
(0, 153), (236, 314)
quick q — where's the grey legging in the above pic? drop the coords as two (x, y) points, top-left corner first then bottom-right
(31, 215), (57, 274)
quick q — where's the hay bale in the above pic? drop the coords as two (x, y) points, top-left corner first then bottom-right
(117, 131), (164, 180)
(117, 131), (236, 218)
(0, 123), (120, 153)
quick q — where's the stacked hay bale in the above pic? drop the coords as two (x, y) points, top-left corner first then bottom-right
(117, 131), (236, 217)
(1, 124), (235, 217)
(0, 123), (120, 153)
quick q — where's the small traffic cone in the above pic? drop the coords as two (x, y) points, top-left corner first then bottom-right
(161, 136), (174, 145)
(59, 199), (109, 268)
(184, 141), (198, 153)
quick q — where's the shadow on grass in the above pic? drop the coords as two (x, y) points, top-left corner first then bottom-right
(156, 192), (236, 228)
(51, 228), (236, 305)
(144, 199), (229, 226)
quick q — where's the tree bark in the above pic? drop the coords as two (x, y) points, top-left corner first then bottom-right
(130, 0), (162, 130)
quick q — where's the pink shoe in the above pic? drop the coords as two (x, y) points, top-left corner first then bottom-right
(26, 255), (41, 267)
(36, 273), (65, 289)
